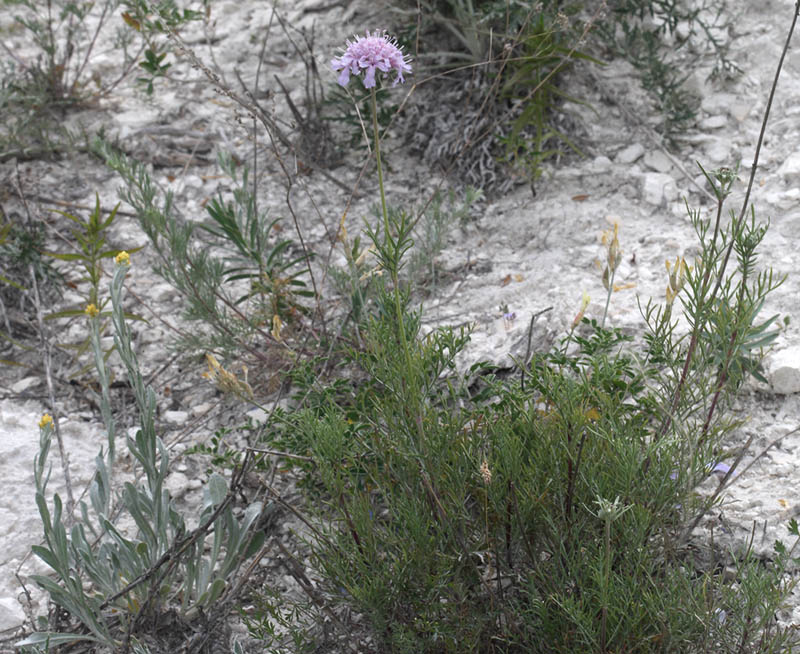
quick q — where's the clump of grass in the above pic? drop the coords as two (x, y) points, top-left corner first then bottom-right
(399, 0), (602, 193)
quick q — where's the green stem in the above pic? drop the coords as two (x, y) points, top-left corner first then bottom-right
(601, 267), (615, 330)
(370, 87), (412, 371)
(601, 516), (610, 652)
(368, 87), (429, 461)
(660, 0), (799, 440)
(371, 88), (389, 245)
(89, 313), (115, 511)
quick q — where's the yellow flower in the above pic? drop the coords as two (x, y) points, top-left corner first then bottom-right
(584, 407), (601, 422)
(84, 303), (99, 318)
(38, 413), (53, 429)
(115, 251), (130, 266)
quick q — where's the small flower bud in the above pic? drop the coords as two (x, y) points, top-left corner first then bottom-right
(85, 303), (99, 318)
(38, 413), (54, 429)
(115, 251), (130, 266)
(713, 166), (736, 186)
(571, 291), (590, 328)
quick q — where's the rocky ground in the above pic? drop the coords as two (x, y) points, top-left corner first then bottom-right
(3, 0), (800, 650)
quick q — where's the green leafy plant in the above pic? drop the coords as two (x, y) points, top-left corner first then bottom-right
(596, 0), (741, 138)
(0, 207), (61, 294)
(244, 8), (800, 650)
(42, 194), (144, 378)
(0, 0), (205, 161)
(497, 8), (598, 186)
(0, 206), (62, 360)
(136, 47), (172, 94)
(199, 153), (313, 326)
(2, 0), (117, 105)
(119, 0), (207, 95)
(97, 141), (312, 356)
(19, 259), (266, 651)
(328, 230), (383, 331)
(271, 246), (797, 652)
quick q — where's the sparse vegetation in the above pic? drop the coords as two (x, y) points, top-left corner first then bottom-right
(3, 1), (800, 653)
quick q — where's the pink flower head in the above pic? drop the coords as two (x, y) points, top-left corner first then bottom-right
(331, 30), (412, 89)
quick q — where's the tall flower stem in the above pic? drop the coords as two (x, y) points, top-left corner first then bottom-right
(600, 268), (616, 330)
(371, 88), (389, 243)
(370, 87), (412, 369)
(657, 0), (799, 439)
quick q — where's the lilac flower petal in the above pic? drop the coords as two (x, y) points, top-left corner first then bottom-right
(708, 461), (738, 480)
(711, 463), (739, 480)
(331, 30), (412, 89)
(363, 66), (376, 88)
(711, 462), (731, 475)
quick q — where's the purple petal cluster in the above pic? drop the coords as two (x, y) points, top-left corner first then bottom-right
(331, 31), (412, 89)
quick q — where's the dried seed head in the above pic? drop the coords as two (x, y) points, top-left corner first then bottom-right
(271, 315), (283, 342)
(601, 221), (621, 273)
(480, 459), (492, 485)
(665, 256), (688, 305)
(202, 353), (254, 400)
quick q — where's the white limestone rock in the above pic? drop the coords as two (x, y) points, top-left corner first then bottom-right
(191, 402), (214, 418)
(165, 471), (190, 498)
(699, 115), (728, 130)
(768, 346), (800, 394)
(246, 407), (269, 425)
(615, 143), (645, 164)
(641, 173), (678, 206)
(163, 410), (189, 425)
(778, 151), (800, 179)
(11, 376), (40, 394)
(643, 150), (673, 173)
(0, 596), (24, 631)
